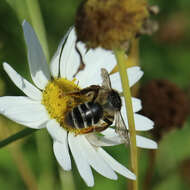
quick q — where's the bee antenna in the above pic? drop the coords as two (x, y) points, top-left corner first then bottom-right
(73, 42), (86, 78)
(58, 27), (73, 77)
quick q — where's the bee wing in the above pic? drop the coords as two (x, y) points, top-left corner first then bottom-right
(115, 111), (129, 145)
(101, 68), (112, 89)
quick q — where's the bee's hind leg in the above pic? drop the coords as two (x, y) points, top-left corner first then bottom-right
(93, 126), (109, 133)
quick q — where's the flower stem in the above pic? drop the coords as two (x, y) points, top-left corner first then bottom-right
(114, 49), (138, 190)
(9, 145), (38, 190)
(143, 149), (157, 190)
(59, 170), (76, 190)
(36, 130), (55, 190)
(0, 128), (36, 148)
(127, 39), (139, 96)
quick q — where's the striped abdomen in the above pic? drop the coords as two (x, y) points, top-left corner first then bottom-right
(65, 102), (103, 129)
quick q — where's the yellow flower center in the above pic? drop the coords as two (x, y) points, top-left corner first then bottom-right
(42, 78), (87, 132)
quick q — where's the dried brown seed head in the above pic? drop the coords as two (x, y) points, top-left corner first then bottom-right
(75, 0), (149, 50)
(139, 80), (189, 141)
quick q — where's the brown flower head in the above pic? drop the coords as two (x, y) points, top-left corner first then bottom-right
(139, 80), (189, 140)
(75, 0), (149, 50)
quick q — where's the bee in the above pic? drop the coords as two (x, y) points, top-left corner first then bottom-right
(64, 68), (129, 141)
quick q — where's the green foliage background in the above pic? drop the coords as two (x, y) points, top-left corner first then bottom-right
(0, 0), (190, 189)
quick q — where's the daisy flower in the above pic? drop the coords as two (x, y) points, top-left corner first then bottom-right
(0, 21), (157, 187)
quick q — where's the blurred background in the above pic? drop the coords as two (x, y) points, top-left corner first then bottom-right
(0, 0), (190, 189)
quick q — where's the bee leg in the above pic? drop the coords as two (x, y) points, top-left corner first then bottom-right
(63, 90), (81, 97)
(78, 127), (96, 134)
(79, 85), (100, 94)
(79, 85), (100, 102)
(81, 125), (109, 134)
(66, 85), (100, 102)
(103, 118), (113, 126)
(92, 118), (112, 133)
(92, 126), (109, 133)
(74, 85), (100, 102)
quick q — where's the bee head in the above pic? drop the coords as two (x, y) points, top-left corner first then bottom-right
(106, 90), (122, 111)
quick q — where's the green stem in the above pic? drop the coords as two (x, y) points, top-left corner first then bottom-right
(0, 128), (36, 148)
(25, 0), (49, 61)
(59, 170), (76, 190)
(114, 49), (138, 190)
(143, 150), (157, 190)
(35, 130), (54, 190)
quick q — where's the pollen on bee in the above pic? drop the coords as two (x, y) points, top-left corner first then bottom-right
(41, 78), (86, 132)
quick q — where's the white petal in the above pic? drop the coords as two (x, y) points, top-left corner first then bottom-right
(127, 66), (144, 86)
(121, 106), (154, 131)
(121, 97), (142, 113)
(101, 128), (158, 149)
(86, 134), (122, 147)
(46, 120), (71, 170)
(97, 148), (136, 180)
(60, 28), (82, 80)
(22, 20), (50, 89)
(136, 135), (158, 149)
(134, 114), (154, 131)
(46, 119), (67, 143)
(53, 141), (71, 171)
(76, 48), (116, 88)
(68, 133), (94, 187)
(101, 128), (117, 137)
(79, 135), (117, 180)
(110, 66), (144, 92)
(3, 62), (42, 100)
(110, 73), (121, 91)
(0, 96), (49, 128)
(131, 97), (142, 112)
(50, 27), (72, 78)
